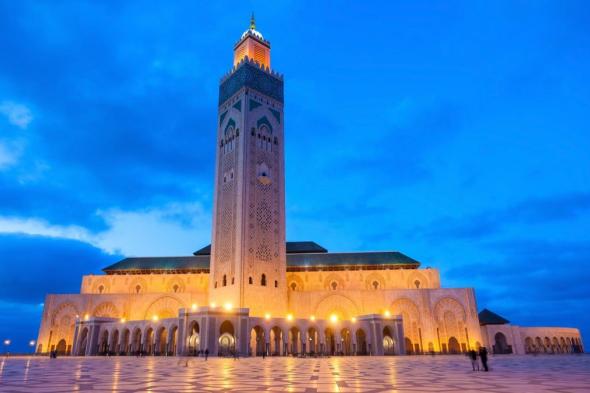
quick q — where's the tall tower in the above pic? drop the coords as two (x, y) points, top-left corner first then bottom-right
(209, 16), (286, 317)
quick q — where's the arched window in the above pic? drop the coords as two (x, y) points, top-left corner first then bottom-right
(261, 274), (267, 286)
(274, 280), (278, 288)
(330, 281), (338, 290)
(290, 282), (297, 291)
(173, 284), (179, 293)
(414, 280), (421, 289)
(231, 277), (235, 285)
(135, 285), (141, 294)
(248, 277), (253, 284)
(372, 281), (379, 290)
(223, 275), (227, 287)
(98, 285), (104, 294)
(214, 282), (218, 289)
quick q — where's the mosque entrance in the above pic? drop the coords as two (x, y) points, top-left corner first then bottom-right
(219, 320), (235, 356)
(56, 339), (67, 355)
(493, 332), (512, 354)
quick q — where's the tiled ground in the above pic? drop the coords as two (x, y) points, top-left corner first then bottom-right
(0, 355), (589, 392)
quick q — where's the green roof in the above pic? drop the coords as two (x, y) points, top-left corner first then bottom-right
(104, 249), (419, 274)
(194, 241), (327, 256)
(478, 309), (510, 325)
(286, 251), (419, 268)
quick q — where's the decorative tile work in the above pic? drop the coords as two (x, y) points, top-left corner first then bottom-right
(219, 62), (284, 105)
(232, 100), (242, 112)
(1, 355), (589, 392)
(249, 99), (262, 111)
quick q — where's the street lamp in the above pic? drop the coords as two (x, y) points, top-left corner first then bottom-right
(29, 340), (36, 353)
(3, 339), (11, 355)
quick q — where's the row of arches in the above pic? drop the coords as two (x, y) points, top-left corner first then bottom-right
(286, 272), (430, 292)
(524, 336), (584, 354)
(77, 324), (179, 356)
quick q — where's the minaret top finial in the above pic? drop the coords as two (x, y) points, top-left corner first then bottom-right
(250, 13), (256, 30)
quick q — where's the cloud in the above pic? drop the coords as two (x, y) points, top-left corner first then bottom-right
(0, 201), (211, 257)
(420, 192), (590, 240)
(0, 142), (18, 169)
(0, 101), (32, 129)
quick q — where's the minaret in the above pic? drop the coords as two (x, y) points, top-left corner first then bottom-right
(209, 17), (286, 317)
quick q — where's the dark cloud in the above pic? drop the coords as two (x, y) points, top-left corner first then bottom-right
(445, 239), (590, 339)
(420, 192), (590, 240)
(0, 234), (121, 303)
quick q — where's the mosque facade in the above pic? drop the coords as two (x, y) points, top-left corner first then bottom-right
(36, 18), (584, 358)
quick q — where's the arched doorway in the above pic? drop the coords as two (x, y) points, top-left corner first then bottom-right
(341, 328), (352, 355)
(356, 329), (367, 355)
(110, 330), (120, 355)
(169, 326), (178, 355)
(56, 339), (67, 355)
(325, 328), (335, 355)
(144, 328), (154, 355)
(157, 327), (167, 355)
(250, 326), (265, 356)
(289, 327), (300, 355)
(404, 337), (413, 355)
(219, 320), (235, 356)
(99, 330), (109, 355)
(494, 332), (511, 354)
(448, 337), (460, 354)
(77, 327), (89, 355)
(187, 321), (200, 355)
(132, 328), (142, 354)
(382, 327), (395, 355)
(270, 326), (283, 356)
(120, 329), (130, 355)
(308, 327), (318, 355)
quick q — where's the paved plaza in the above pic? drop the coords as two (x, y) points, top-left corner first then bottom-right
(0, 355), (589, 392)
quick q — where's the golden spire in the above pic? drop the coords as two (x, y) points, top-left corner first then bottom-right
(250, 13), (256, 30)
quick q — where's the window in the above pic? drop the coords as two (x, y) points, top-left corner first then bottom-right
(414, 280), (421, 289)
(173, 284), (179, 293)
(98, 285), (104, 294)
(290, 282), (297, 291)
(214, 282), (218, 288)
(249, 276), (253, 284)
(330, 281), (338, 290)
(231, 277), (235, 285)
(372, 281), (379, 290)
(223, 275), (227, 287)
(261, 274), (267, 286)
(135, 285), (141, 294)
(274, 280), (278, 288)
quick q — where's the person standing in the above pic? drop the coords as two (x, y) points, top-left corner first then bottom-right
(468, 349), (479, 371)
(205, 348), (209, 361)
(479, 347), (489, 372)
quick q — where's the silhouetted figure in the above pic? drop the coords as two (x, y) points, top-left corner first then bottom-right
(262, 350), (266, 359)
(479, 347), (489, 372)
(468, 350), (479, 371)
(205, 348), (209, 360)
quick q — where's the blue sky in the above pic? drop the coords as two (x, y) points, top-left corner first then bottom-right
(0, 1), (589, 352)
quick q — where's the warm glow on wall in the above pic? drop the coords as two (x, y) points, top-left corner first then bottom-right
(224, 302), (233, 311)
(330, 314), (338, 323)
(286, 313), (293, 321)
(210, 302), (217, 309)
(120, 318), (126, 323)
(264, 313), (271, 320)
(310, 315), (316, 321)
(351, 317), (357, 323)
(152, 315), (159, 321)
(84, 314), (89, 321)
(191, 303), (198, 311)
(384, 310), (391, 318)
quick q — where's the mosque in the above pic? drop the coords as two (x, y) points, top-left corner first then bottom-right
(36, 17), (584, 358)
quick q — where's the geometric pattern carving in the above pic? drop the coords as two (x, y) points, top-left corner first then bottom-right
(92, 302), (120, 318)
(143, 296), (185, 320)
